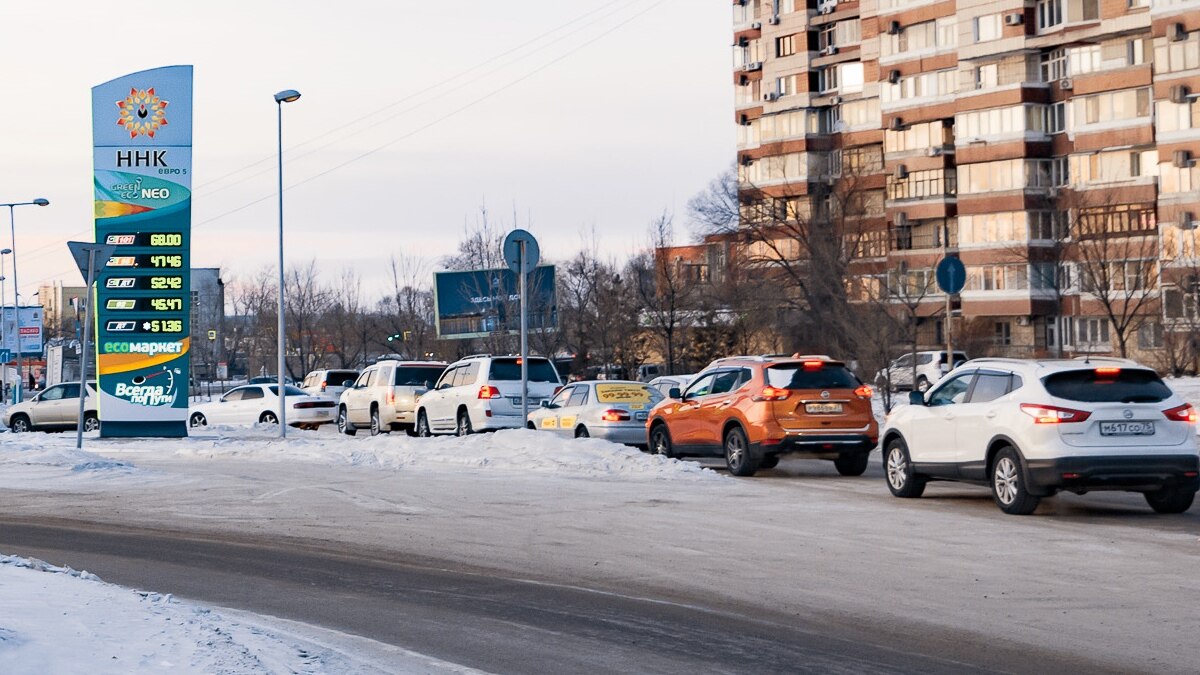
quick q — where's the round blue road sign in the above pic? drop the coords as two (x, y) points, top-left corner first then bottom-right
(936, 256), (966, 295)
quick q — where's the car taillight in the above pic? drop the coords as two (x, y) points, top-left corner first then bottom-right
(1020, 403), (1091, 424)
(600, 409), (630, 422)
(802, 360), (823, 371)
(1095, 367), (1120, 376)
(752, 386), (790, 402)
(854, 385), (873, 399)
(1163, 403), (1197, 423)
(478, 385), (502, 399)
(387, 391), (395, 406)
(319, 380), (327, 391)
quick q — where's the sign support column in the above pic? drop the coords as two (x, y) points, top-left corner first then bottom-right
(503, 229), (540, 425)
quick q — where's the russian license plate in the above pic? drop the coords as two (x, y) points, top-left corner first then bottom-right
(510, 397), (542, 406)
(805, 402), (843, 414)
(1099, 421), (1154, 436)
(635, 411), (648, 421)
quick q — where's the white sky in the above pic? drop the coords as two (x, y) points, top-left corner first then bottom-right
(0, 0), (733, 301)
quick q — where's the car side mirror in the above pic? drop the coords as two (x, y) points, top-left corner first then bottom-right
(668, 387), (681, 400)
(540, 400), (552, 409)
(341, 379), (354, 388)
(908, 391), (925, 406)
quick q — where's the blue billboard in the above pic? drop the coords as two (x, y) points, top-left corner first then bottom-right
(433, 266), (556, 339)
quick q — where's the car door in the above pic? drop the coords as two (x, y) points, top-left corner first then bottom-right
(55, 383), (83, 424)
(238, 386), (267, 424)
(31, 385), (66, 426)
(209, 387), (245, 424)
(427, 365), (461, 430)
(889, 354), (913, 389)
(672, 372), (716, 448)
(906, 371), (975, 469)
(695, 369), (745, 447)
(953, 370), (1020, 479)
(533, 385), (573, 432)
(557, 385), (591, 436)
(348, 369), (376, 425)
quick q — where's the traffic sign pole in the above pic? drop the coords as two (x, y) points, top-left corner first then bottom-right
(520, 241), (528, 424)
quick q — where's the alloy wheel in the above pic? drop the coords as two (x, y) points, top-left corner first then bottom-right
(994, 457), (1019, 505)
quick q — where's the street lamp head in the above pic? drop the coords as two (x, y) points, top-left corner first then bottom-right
(1, 248), (10, 254)
(274, 89), (301, 104)
(32, 198), (49, 207)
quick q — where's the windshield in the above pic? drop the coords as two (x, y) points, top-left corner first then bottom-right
(1043, 369), (1172, 403)
(395, 366), (446, 386)
(488, 358), (560, 383)
(268, 385), (308, 397)
(325, 371), (358, 386)
(766, 364), (860, 390)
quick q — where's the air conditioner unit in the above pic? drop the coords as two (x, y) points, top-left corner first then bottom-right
(894, 165), (909, 180)
(1169, 23), (1187, 42)
(743, 61), (763, 72)
(888, 69), (901, 84)
(751, 21), (762, 30)
(888, 117), (904, 131)
(820, 6), (834, 14)
(768, 15), (781, 25)
(1046, 187), (1060, 198)
(1180, 211), (1196, 230)
(1059, 78), (1073, 90)
(1017, 316), (1031, 327)
(896, 212), (910, 227)
(820, 46), (838, 56)
(1170, 85), (1191, 104)
(764, 91), (780, 102)
(926, 146), (943, 157)
(1174, 149), (1193, 168)
(1004, 13), (1024, 26)
(738, 36), (749, 47)
(740, 154), (753, 167)
(886, 20), (901, 35)
(828, 95), (842, 104)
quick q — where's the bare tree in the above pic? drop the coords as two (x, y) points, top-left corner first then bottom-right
(630, 212), (694, 375)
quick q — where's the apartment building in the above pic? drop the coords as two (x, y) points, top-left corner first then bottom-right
(732, 0), (1200, 363)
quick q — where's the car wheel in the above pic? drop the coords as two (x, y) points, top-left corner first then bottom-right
(1144, 486), (1196, 514)
(189, 412), (207, 428)
(526, 422), (536, 430)
(759, 455), (780, 470)
(916, 376), (930, 393)
(369, 407), (382, 436)
(884, 438), (926, 498)
(724, 426), (760, 477)
(337, 406), (356, 436)
(834, 452), (870, 476)
(649, 424), (673, 458)
(575, 426), (589, 439)
(991, 447), (1040, 515)
(80, 413), (101, 433)
(456, 409), (473, 436)
(404, 424), (418, 437)
(260, 411), (279, 425)
(416, 411), (432, 437)
(9, 414), (31, 433)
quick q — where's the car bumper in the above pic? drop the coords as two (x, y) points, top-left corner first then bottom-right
(473, 412), (526, 431)
(759, 433), (877, 456)
(588, 424), (647, 446)
(290, 409), (336, 425)
(1026, 455), (1200, 493)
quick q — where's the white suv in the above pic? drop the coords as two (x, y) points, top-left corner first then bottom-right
(875, 350), (968, 393)
(415, 355), (562, 436)
(337, 360), (446, 436)
(882, 358), (1199, 515)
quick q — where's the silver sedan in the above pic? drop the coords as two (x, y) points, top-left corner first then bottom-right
(526, 380), (663, 446)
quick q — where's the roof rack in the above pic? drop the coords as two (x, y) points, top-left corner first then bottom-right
(1072, 356), (1138, 365)
(459, 354), (492, 360)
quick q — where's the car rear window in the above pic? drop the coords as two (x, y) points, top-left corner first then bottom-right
(1042, 369), (1172, 403)
(766, 364), (860, 390)
(489, 358), (560, 383)
(326, 371), (358, 387)
(395, 366), (445, 387)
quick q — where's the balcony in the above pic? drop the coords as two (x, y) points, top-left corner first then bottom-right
(886, 172), (957, 202)
(890, 224), (957, 251)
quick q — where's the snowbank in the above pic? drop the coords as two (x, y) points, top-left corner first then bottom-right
(0, 555), (467, 674)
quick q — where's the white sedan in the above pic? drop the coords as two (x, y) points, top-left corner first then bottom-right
(189, 384), (337, 430)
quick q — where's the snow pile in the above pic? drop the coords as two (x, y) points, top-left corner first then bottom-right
(176, 428), (725, 482)
(0, 555), (450, 674)
(0, 440), (140, 476)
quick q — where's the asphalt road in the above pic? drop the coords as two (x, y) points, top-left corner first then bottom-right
(1, 517), (1124, 675)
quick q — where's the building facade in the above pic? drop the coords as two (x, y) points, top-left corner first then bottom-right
(732, 0), (1200, 366)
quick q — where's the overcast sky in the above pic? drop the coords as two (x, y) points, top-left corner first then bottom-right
(0, 0), (733, 302)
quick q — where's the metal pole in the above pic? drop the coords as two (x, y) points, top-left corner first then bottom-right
(7, 206), (23, 403)
(520, 242), (528, 424)
(277, 100), (287, 437)
(0, 254), (6, 403)
(76, 248), (97, 449)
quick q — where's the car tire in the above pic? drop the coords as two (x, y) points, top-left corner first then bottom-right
(759, 455), (780, 470)
(834, 452), (870, 476)
(1144, 486), (1196, 514)
(649, 424), (673, 458)
(337, 406), (356, 436)
(189, 412), (207, 429)
(416, 411), (432, 438)
(404, 424), (418, 437)
(9, 414), (31, 433)
(82, 413), (101, 433)
(456, 409), (473, 436)
(575, 426), (589, 438)
(991, 447), (1040, 515)
(260, 411), (279, 425)
(916, 376), (930, 393)
(369, 407), (382, 436)
(724, 426), (760, 477)
(884, 438), (926, 498)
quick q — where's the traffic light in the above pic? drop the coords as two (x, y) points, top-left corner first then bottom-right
(386, 333), (402, 342)
(386, 331), (412, 342)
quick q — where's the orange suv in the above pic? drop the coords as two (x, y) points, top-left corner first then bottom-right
(646, 355), (878, 476)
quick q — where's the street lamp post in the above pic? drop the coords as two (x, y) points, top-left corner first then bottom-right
(274, 89), (300, 438)
(0, 248), (8, 402)
(3, 199), (49, 403)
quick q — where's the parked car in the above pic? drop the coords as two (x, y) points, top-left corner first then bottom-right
(526, 380), (663, 445)
(3, 382), (99, 432)
(415, 355), (562, 436)
(636, 364), (663, 382)
(646, 374), (696, 398)
(189, 384), (336, 429)
(300, 368), (360, 400)
(881, 358), (1200, 515)
(646, 355), (878, 477)
(874, 350), (968, 393)
(337, 360), (447, 436)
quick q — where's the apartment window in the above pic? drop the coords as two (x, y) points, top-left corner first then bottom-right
(819, 25), (835, 51)
(1030, 211), (1067, 240)
(1079, 260), (1156, 292)
(818, 67), (838, 93)
(974, 64), (999, 90)
(1127, 38), (1149, 65)
(1154, 31), (1200, 75)
(887, 169), (956, 200)
(840, 98), (880, 130)
(776, 76), (793, 97)
(1073, 318), (1110, 348)
(776, 34), (798, 58)
(959, 212), (1066, 245)
(842, 145), (883, 174)
(969, 265), (1029, 292)
(974, 15), (1002, 42)
(1037, 0), (1062, 31)
(1071, 88), (1151, 127)
(1128, 0), (1149, 7)
(1077, 204), (1156, 236)
(1047, 102), (1065, 134)
(840, 62), (864, 94)
(1159, 162), (1200, 194)
(1158, 100), (1200, 133)
(1070, 150), (1157, 185)
(882, 69), (957, 104)
(994, 321), (1013, 346)
(1031, 263), (1059, 290)
(1138, 322), (1164, 350)
(1041, 49), (1067, 81)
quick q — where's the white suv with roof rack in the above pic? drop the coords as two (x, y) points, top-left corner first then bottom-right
(415, 354), (562, 436)
(337, 360), (446, 436)
(882, 358), (1199, 514)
